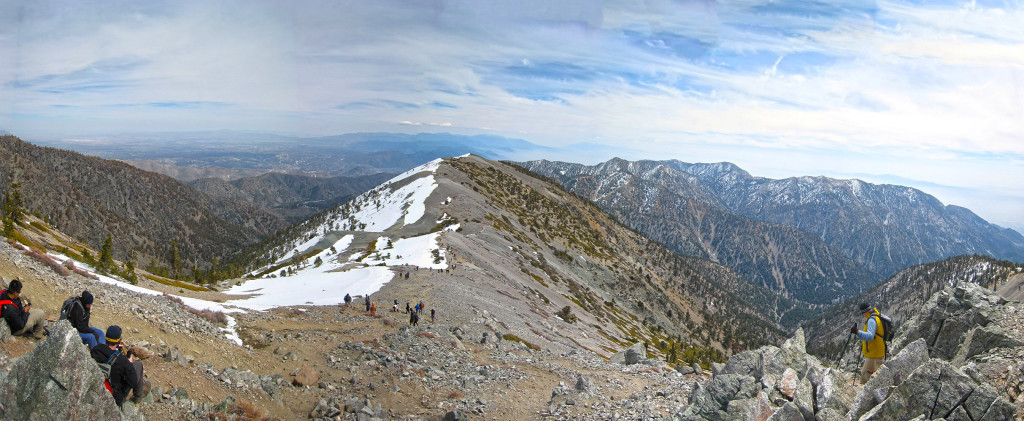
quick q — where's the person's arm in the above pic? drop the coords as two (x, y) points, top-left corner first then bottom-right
(3, 303), (28, 332)
(857, 317), (877, 341)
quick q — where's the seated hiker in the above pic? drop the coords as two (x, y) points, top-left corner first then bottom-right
(0, 279), (49, 339)
(64, 290), (104, 348)
(91, 325), (151, 406)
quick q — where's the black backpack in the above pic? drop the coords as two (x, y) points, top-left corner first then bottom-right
(59, 297), (79, 320)
(875, 313), (895, 343)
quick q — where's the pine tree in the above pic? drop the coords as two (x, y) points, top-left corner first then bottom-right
(170, 241), (182, 279)
(99, 233), (114, 273)
(4, 182), (23, 224)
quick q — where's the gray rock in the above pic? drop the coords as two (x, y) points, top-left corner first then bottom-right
(574, 374), (598, 397)
(849, 338), (930, 420)
(443, 410), (468, 420)
(610, 342), (646, 365)
(951, 325), (1022, 367)
(858, 359), (1010, 421)
(814, 368), (856, 415)
(693, 363), (704, 375)
(711, 362), (724, 376)
(0, 320), (125, 420)
(793, 377), (814, 421)
(765, 402), (802, 421)
(676, 365), (695, 375)
(720, 350), (761, 379)
(891, 283), (1002, 361)
(724, 392), (772, 421)
(782, 327), (806, 355)
(0, 319), (11, 343)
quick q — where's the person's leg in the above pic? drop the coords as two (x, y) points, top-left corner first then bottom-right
(18, 310), (48, 338)
(80, 331), (99, 348)
(131, 360), (149, 399)
(860, 357), (883, 384)
(90, 327), (104, 346)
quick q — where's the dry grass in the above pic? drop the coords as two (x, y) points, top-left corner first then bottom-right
(164, 293), (228, 325)
(446, 390), (465, 400)
(26, 249), (70, 276)
(416, 331), (436, 339)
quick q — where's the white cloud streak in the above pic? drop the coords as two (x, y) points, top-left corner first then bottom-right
(1, 0), (1022, 229)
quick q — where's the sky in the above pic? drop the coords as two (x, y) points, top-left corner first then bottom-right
(1, 0), (1023, 233)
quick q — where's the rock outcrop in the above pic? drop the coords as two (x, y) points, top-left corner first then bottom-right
(0, 320), (136, 420)
(610, 342), (647, 365)
(680, 328), (857, 421)
(700, 282), (1023, 420)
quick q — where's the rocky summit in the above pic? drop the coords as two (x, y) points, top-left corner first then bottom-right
(692, 281), (1024, 420)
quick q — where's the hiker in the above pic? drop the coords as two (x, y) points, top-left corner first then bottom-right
(0, 279), (48, 339)
(431, 308), (435, 322)
(369, 302), (377, 316)
(365, 296), (370, 312)
(65, 290), (104, 348)
(405, 302), (411, 314)
(409, 310), (418, 326)
(344, 293), (351, 306)
(392, 299), (399, 312)
(90, 325), (150, 406)
(852, 302), (886, 384)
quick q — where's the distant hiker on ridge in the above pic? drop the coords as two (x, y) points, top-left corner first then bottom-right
(0, 279), (49, 339)
(344, 293), (351, 306)
(852, 302), (886, 384)
(61, 290), (104, 348)
(365, 296), (371, 312)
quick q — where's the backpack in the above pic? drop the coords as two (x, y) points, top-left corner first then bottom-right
(875, 313), (895, 343)
(59, 297), (79, 320)
(97, 349), (122, 395)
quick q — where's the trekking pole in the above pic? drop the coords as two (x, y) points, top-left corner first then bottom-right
(833, 330), (855, 370)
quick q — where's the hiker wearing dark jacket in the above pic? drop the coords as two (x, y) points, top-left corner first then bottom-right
(851, 302), (886, 384)
(68, 290), (104, 348)
(0, 279), (48, 339)
(91, 325), (150, 406)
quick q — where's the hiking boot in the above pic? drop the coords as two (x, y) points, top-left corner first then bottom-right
(131, 380), (152, 404)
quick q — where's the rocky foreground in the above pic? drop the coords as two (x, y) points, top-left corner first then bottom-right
(2, 230), (1024, 420)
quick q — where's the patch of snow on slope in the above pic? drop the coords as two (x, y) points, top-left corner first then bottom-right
(362, 232), (447, 269)
(276, 233), (327, 265)
(224, 266), (394, 311)
(350, 171), (438, 231)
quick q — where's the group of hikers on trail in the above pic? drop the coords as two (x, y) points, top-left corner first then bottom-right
(2, 278), (151, 406)
(342, 293), (435, 326)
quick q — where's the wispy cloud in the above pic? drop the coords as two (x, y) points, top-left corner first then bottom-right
(1, 0), (1022, 228)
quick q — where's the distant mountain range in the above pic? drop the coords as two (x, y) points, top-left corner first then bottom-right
(33, 131), (554, 176)
(522, 158), (1024, 306)
(0, 135), (286, 268)
(188, 172), (394, 224)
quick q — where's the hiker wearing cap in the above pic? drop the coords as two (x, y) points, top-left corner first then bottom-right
(91, 325), (151, 406)
(65, 290), (104, 348)
(0, 279), (49, 339)
(851, 302), (886, 384)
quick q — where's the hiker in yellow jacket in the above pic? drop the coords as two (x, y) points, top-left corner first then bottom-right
(851, 302), (885, 384)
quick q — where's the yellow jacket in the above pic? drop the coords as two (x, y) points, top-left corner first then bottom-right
(860, 309), (885, 359)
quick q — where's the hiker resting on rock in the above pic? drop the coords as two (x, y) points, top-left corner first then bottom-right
(0, 279), (49, 339)
(64, 290), (104, 349)
(852, 302), (885, 384)
(91, 325), (151, 406)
